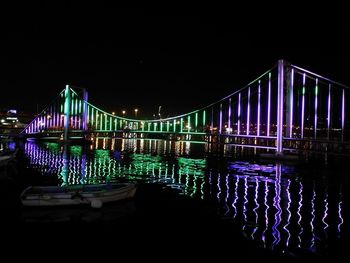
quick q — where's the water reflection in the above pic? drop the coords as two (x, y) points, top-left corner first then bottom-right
(22, 138), (347, 256)
(24, 139), (207, 198)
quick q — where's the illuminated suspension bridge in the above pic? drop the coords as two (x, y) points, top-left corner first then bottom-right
(22, 60), (350, 156)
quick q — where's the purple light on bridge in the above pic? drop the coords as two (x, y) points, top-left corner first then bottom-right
(257, 81), (261, 136)
(267, 73), (271, 137)
(301, 73), (306, 139)
(219, 103), (223, 134)
(246, 87), (250, 135)
(328, 84), (331, 139)
(342, 89), (345, 141)
(314, 78), (318, 139)
(276, 60), (284, 154)
(228, 98), (231, 133)
(238, 93), (241, 135)
(289, 69), (294, 138)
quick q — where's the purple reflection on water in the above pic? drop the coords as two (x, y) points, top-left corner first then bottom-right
(251, 176), (259, 239)
(262, 180), (269, 247)
(338, 190), (344, 238)
(232, 175), (239, 218)
(224, 174), (230, 216)
(297, 181), (304, 248)
(242, 176), (248, 231)
(282, 179), (291, 248)
(310, 187), (316, 249)
(271, 164), (282, 250)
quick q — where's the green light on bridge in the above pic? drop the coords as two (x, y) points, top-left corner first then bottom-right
(91, 107), (94, 126)
(203, 110), (206, 127)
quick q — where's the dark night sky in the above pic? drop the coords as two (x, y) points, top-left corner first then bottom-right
(1, 5), (349, 118)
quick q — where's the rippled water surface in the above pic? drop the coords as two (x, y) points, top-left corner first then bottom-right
(13, 138), (349, 256)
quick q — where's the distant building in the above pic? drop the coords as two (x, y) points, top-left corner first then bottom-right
(0, 109), (34, 136)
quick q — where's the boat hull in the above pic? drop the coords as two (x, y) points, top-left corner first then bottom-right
(21, 183), (137, 207)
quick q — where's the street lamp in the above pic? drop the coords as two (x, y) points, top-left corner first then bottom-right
(134, 108), (138, 118)
(122, 110), (126, 116)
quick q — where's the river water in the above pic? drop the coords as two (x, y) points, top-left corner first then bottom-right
(2, 138), (348, 258)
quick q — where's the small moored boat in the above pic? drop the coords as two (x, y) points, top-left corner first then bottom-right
(20, 183), (137, 208)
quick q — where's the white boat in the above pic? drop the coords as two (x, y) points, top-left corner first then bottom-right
(20, 183), (137, 208)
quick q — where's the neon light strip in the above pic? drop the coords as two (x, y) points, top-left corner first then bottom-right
(314, 78), (318, 139)
(110, 116), (112, 131)
(104, 114), (107, 131)
(342, 89), (345, 141)
(52, 105), (55, 128)
(180, 118), (183, 133)
(327, 84), (331, 139)
(267, 73), (271, 137)
(115, 119), (117, 130)
(301, 73), (306, 138)
(96, 112), (98, 130)
(276, 61), (284, 153)
(99, 112), (102, 130)
(228, 98), (231, 133)
(246, 87), (250, 135)
(257, 81), (261, 136)
(188, 115), (191, 133)
(173, 119), (176, 132)
(78, 99), (82, 129)
(87, 104), (90, 125)
(289, 69), (294, 138)
(219, 103), (223, 134)
(202, 110), (206, 132)
(195, 112), (198, 131)
(238, 93), (241, 135)
(91, 107), (94, 126)
(167, 121), (170, 132)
